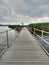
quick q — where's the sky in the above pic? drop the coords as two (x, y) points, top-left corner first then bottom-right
(0, 0), (49, 25)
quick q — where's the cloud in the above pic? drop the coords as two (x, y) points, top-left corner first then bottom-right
(0, 0), (49, 24)
(31, 16), (49, 23)
(0, 0), (49, 17)
(2, 14), (33, 25)
(1, 0), (49, 17)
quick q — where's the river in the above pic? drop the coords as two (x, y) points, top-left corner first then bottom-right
(0, 26), (18, 53)
(0, 26), (11, 32)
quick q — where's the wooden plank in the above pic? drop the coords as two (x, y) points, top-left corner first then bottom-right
(0, 27), (49, 65)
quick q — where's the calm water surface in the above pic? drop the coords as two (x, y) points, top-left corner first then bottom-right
(0, 26), (11, 32)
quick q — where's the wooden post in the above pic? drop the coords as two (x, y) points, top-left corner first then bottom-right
(34, 28), (35, 34)
(15, 30), (17, 38)
(6, 30), (9, 46)
(42, 30), (43, 38)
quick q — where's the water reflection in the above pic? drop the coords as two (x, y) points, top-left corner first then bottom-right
(0, 26), (18, 54)
(0, 26), (11, 32)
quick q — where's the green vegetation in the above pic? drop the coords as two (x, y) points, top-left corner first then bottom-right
(27, 23), (49, 32)
(8, 25), (23, 32)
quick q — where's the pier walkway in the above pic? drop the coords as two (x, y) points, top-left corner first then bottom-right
(0, 27), (49, 65)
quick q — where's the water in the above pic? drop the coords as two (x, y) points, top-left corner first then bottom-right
(34, 35), (49, 53)
(0, 26), (11, 32)
(0, 26), (18, 54)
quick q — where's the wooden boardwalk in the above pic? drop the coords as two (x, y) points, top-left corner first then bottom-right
(0, 27), (49, 65)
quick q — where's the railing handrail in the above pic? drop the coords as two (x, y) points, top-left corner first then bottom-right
(34, 28), (49, 35)
(0, 29), (18, 56)
(0, 29), (16, 45)
(34, 28), (42, 32)
(33, 28), (49, 56)
(0, 29), (12, 34)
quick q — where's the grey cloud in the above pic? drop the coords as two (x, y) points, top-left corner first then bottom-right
(0, 0), (49, 17)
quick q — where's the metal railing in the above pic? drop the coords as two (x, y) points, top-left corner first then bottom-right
(32, 28), (49, 56)
(0, 29), (18, 56)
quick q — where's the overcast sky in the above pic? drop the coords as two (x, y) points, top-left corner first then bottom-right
(0, 0), (49, 25)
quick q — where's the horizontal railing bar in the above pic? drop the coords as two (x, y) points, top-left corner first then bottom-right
(0, 40), (7, 45)
(0, 31), (6, 34)
(34, 28), (49, 34)
(0, 37), (6, 39)
(0, 29), (12, 34)
(35, 33), (49, 44)
(34, 34), (49, 56)
(33, 33), (49, 55)
(27, 27), (49, 56)
(33, 28), (49, 43)
(7, 29), (13, 32)
(0, 29), (18, 56)
(43, 31), (49, 34)
(34, 28), (42, 32)
(28, 28), (49, 55)
(43, 36), (49, 38)
(28, 28), (33, 33)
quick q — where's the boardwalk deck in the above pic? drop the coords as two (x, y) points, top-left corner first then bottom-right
(0, 27), (49, 65)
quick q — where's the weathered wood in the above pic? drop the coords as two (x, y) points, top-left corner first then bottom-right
(0, 27), (49, 65)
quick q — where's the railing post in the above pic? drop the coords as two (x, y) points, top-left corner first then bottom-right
(15, 30), (17, 38)
(34, 28), (35, 34)
(42, 30), (43, 38)
(6, 30), (9, 47)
